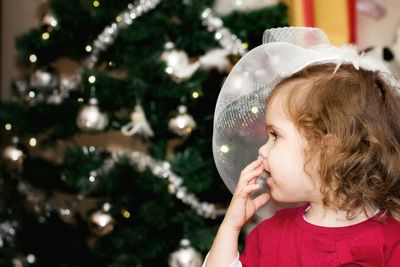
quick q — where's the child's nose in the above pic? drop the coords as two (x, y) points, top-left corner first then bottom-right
(258, 143), (268, 161)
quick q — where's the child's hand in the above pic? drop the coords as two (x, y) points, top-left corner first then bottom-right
(222, 159), (271, 231)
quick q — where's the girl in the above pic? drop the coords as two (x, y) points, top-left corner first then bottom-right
(205, 27), (400, 266)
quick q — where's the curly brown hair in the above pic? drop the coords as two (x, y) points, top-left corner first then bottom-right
(267, 63), (400, 220)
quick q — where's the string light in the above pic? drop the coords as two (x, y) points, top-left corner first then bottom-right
(85, 45), (92, 52)
(5, 124), (12, 131)
(251, 106), (259, 114)
(165, 66), (173, 74)
(29, 138), (37, 147)
(88, 75), (96, 84)
(220, 145), (229, 153)
(93, 0), (100, 7)
(26, 254), (36, 264)
(192, 92), (199, 99)
(42, 32), (50, 40)
(77, 97), (84, 103)
(121, 209), (131, 218)
(29, 54), (37, 63)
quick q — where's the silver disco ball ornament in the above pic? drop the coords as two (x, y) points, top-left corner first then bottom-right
(168, 239), (203, 267)
(76, 97), (109, 132)
(168, 105), (196, 137)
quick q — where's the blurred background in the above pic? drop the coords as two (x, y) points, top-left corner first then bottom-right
(0, 0), (399, 266)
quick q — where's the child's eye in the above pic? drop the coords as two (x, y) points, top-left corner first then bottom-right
(268, 131), (278, 141)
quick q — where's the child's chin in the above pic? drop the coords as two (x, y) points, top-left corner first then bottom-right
(269, 190), (283, 202)
(270, 191), (293, 203)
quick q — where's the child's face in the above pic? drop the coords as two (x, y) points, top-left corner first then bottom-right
(258, 89), (321, 203)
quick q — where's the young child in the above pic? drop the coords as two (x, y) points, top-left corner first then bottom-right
(205, 27), (400, 266)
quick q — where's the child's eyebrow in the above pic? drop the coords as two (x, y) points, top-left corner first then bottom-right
(265, 124), (281, 131)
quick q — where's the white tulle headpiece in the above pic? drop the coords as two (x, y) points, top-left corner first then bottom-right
(212, 27), (394, 219)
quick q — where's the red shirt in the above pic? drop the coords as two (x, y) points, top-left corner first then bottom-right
(239, 205), (400, 266)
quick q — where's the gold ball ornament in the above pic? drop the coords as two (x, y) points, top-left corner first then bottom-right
(88, 210), (114, 236)
(168, 239), (203, 267)
(168, 105), (196, 137)
(76, 97), (109, 132)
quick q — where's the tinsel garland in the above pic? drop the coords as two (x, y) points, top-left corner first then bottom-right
(17, 147), (226, 220)
(44, 0), (246, 104)
(85, 0), (162, 69)
(94, 150), (226, 219)
(201, 7), (247, 56)
(9, 0), (238, 222)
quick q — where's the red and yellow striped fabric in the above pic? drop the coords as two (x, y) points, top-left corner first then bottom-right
(284, 0), (356, 45)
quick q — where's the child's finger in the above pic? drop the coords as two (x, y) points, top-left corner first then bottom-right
(237, 183), (261, 200)
(237, 166), (264, 188)
(240, 158), (263, 176)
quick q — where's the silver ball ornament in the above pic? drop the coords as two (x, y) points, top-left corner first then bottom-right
(88, 210), (114, 236)
(76, 97), (109, 132)
(30, 68), (59, 91)
(168, 105), (196, 137)
(168, 239), (203, 267)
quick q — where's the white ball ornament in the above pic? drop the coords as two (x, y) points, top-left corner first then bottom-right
(88, 210), (114, 236)
(2, 137), (26, 172)
(168, 239), (203, 267)
(76, 97), (109, 132)
(30, 68), (59, 91)
(168, 105), (196, 137)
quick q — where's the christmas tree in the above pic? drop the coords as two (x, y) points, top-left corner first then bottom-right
(0, 0), (288, 266)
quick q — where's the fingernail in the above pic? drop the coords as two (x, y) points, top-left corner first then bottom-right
(257, 156), (264, 161)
